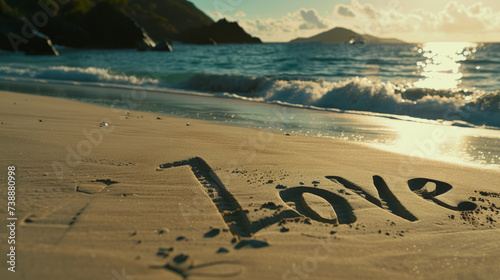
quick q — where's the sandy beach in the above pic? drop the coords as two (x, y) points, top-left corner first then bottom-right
(0, 91), (499, 279)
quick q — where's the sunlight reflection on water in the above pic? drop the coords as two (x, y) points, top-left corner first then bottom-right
(414, 42), (478, 90)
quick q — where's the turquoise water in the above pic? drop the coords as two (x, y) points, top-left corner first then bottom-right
(0, 43), (499, 168)
(1, 43), (499, 127)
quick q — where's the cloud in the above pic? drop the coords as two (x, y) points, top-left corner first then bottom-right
(349, 0), (381, 19)
(331, 0), (500, 40)
(235, 11), (246, 18)
(245, 17), (294, 33)
(223, 8), (331, 42)
(438, 2), (498, 32)
(210, 11), (223, 20)
(468, 3), (483, 15)
(214, 1), (500, 42)
(335, 5), (356, 18)
(298, 9), (328, 29)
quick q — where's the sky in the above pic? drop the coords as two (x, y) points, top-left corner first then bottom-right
(189, 0), (500, 42)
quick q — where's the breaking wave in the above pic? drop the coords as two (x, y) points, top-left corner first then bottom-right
(0, 65), (158, 85)
(0, 65), (498, 128)
(176, 73), (500, 128)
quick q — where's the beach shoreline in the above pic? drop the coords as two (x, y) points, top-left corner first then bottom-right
(2, 77), (499, 170)
(1, 91), (499, 280)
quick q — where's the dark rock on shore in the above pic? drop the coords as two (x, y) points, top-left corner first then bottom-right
(0, 1), (157, 53)
(137, 39), (172, 52)
(38, 17), (89, 49)
(1, 1), (263, 53)
(180, 18), (262, 45)
(125, 0), (214, 41)
(152, 40), (172, 51)
(0, 17), (58, 55)
(78, 2), (155, 49)
(24, 33), (59, 55)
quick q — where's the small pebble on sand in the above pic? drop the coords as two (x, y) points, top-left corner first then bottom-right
(216, 247), (230, 254)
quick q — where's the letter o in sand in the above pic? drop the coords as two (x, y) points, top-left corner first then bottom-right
(301, 193), (338, 225)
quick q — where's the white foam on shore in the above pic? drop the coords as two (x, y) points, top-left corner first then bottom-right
(0, 66), (499, 129)
(0, 66), (158, 85)
(177, 73), (500, 129)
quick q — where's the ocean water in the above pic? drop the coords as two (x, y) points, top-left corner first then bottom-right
(1, 42), (499, 168)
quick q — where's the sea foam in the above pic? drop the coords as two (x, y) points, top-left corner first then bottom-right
(0, 65), (498, 128)
(177, 73), (500, 128)
(0, 66), (157, 85)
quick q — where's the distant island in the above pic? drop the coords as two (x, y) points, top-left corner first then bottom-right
(290, 27), (405, 44)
